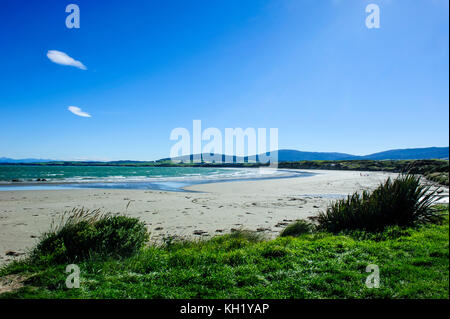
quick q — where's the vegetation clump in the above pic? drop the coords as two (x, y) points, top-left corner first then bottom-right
(280, 219), (315, 237)
(31, 208), (149, 263)
(425, 171), (449, 186)
(316, 174), (443, 233)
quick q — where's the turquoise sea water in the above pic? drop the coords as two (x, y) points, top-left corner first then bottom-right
(0, 165), (312, 191)
(0, 165), (244, 183)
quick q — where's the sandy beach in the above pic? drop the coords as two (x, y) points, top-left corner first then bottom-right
(1, 169), (447, 265)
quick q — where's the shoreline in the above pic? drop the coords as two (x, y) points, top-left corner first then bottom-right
(0, 168), (311, 192)
(0, 169), (447, 266)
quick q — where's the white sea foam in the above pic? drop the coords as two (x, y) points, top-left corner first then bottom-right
(0, 167), (304, 191)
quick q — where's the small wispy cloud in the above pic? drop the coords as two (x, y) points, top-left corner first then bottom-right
(47, 50), (87, 70)
(68, 106), (91, 118)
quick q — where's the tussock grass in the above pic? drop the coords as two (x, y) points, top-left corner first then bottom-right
(31, 208), (149, 264)
(280, 220), (315, 237)
(316, 174), (444, 233)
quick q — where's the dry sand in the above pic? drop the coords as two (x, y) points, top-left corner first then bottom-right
(0, 169), (447, 265)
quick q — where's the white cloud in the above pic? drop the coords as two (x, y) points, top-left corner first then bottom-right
(68, 106), (91, 118)
(47, 50), (87, 70)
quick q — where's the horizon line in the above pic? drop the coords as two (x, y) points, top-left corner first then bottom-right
(1, 146), (449, 163)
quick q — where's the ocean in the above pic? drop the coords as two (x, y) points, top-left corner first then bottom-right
(0, 165), (313, 192)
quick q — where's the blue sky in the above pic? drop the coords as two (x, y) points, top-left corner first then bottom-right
(0, 0), (448, 160)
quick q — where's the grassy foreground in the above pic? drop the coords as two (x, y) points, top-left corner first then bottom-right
(1, 208), (448, 299)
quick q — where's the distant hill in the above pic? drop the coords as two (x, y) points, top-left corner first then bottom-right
(164, 147), (449, 163)
(166, 147), (449, 162)
(0, 157), (54, 163)
(160, 150), (353, 163)
(158, 154), (246, 163)
(1, 147), (448, 164)
(277, 147), (449, 161)
(359, 147), (449, 160)
(276, 149), (355, 161)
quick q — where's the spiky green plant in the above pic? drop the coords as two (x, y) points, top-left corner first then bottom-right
(31, 208), (149, 263)
(316, 174), (444, 233)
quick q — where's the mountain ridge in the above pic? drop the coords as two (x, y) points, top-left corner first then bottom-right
(1, 147), (448, 163)
(157, 146), (449, 162)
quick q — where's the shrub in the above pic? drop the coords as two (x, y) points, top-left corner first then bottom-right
(32, 208), (149, 263)
(425, 172), (449, 186)
(316, 174), (443, 233)
(280, 220), (315, 237)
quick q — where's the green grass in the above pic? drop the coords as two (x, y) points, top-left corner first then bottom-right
(30, 208), (149, 264)
(1, 207), (448, 299)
